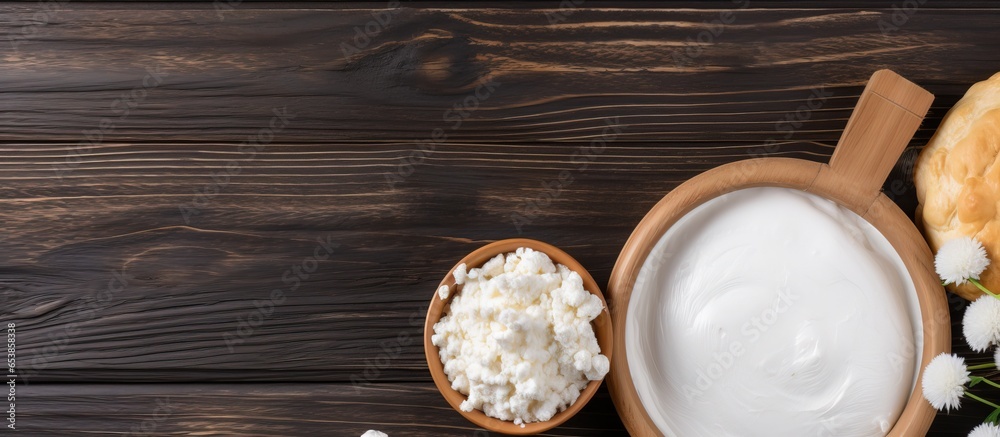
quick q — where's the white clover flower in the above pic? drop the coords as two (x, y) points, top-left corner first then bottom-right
(970, 422), (1000, 437)
(936, 237), (990, 286)
(963, 296), (1000, 352)
(922, 353), (970, 412)
(995, 347), (1000, 372)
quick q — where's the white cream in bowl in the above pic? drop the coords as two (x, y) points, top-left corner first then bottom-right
(626, 187), (922, 436)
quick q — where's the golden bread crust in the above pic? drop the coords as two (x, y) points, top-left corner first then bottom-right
(915, 72), (1000, 300)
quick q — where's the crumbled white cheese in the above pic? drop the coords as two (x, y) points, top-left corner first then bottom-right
(360, 431), (387, 437)
(431, 247), (609, 425)
(453, 263), (468, 284)
(437, 284), (451, 300)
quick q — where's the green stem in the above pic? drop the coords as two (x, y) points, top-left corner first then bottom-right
(966, 391), (1000, 410)
(970, 278), (999, 298)
(981, 378), (1000, 391)
(970, 363), (998, 371)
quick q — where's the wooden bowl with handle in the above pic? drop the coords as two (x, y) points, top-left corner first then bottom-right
(424, 238), (613, 435)
(606, 70), (950, 436)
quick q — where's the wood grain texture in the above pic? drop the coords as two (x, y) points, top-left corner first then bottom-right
(827, 69), (933, 203)
(15, 383), (626, 436)
(2, 2), (1000, 435)
(0, 5), (997, 144)
(12, 382), (1000, 437)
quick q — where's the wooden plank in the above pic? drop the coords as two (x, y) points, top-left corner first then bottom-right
(16, 383), (625, 436)
(15, 2), (1000, 10)
(0, 136), (894, 383)
(0, 6), (997, 143)
(9, 381), (993, 436)
(1, 5), (988, 382)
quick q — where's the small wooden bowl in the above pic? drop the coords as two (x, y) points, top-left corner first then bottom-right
(607, 70), (951, 436)
(424, 238), (613, 435)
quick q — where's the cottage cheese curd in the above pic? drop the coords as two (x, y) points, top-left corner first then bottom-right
(627, 187), (922, 436)
(431, 247), (609, 425)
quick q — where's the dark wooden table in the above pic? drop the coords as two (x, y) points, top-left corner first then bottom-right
(3, 2), (1000, 435)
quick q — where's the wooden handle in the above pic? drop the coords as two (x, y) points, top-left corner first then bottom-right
(828, 69), (934, 195)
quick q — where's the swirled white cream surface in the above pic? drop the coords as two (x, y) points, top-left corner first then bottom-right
(626, 187), (922, 437)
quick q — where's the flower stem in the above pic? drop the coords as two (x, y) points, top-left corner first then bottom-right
(981, 378), (1000, 391)
(970, 278), (1000, 298)
(966, 391), (1000, 409)
(970, 363), (998, 371)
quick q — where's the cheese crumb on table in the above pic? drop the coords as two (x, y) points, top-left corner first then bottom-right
(360, 430), (388, 437)
(431, 247), (610, 425)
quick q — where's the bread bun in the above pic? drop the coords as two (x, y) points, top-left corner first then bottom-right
(915, 72), (1000, 300)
